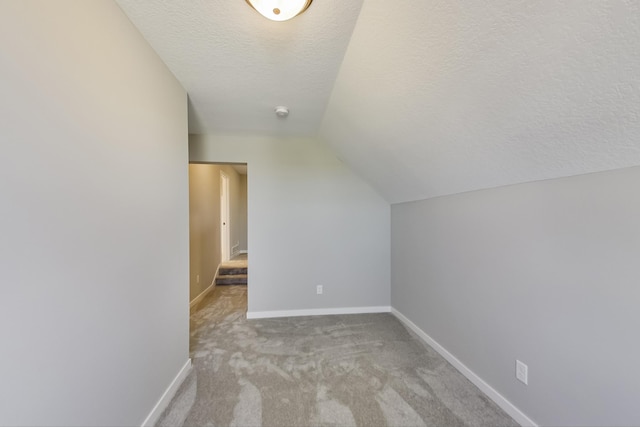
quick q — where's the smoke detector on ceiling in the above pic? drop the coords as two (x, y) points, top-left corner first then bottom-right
(275, 106), (289, 118)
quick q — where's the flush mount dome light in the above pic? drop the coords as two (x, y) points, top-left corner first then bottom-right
(245, 0), (313, 21)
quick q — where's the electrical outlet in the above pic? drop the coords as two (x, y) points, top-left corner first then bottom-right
(197, 275), (200, 284)
(316, 285), (323, 295)
(516, 360), (528, 385)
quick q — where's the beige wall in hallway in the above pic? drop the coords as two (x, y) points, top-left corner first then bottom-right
(189, 163), (246, 301)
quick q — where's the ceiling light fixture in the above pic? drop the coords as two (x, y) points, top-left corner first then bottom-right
(245, 0), (313, 22)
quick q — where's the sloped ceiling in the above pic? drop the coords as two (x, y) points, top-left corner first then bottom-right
(116, 0), (363, 136)
(118, 0), (640, 204)
(321, 0), (640, 203)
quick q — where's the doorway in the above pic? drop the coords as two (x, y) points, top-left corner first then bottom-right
(188, 163), (248, 306)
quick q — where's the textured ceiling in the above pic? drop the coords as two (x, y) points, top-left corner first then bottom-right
(118, 0), (640, 204)
(321, 0), (640, 203)
(116, 0), (363, 135)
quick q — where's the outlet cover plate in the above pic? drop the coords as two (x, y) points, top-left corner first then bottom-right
(516, 360), (528, 385)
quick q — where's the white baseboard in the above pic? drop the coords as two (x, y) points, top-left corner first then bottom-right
(247, 306), (391, 320)
(391, 308), (537, 427)
(189, 267), (219, 308)
(141, 358), (192, 427)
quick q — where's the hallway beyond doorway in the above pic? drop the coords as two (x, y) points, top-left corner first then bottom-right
(188, 162), (247, 302)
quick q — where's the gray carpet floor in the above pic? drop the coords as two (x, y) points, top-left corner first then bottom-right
(157, 285), (518, 427)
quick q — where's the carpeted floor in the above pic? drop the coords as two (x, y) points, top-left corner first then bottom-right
(157, 285), (518, 427)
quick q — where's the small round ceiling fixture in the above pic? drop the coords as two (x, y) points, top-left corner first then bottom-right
(275, 106), (289, 118)
(245, 0), (312, 22)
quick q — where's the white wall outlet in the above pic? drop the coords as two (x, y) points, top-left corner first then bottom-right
(516, 360), (528, 385)
(316, 285), (323, 295)
(197, 275), (200, 284)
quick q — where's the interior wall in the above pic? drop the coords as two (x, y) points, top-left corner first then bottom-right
(189, 164), (220, 300)
(391, 166), (640, 426)
(190, 134), (390, 315)
(227, 167), (246, 256)
(0, 2), (189, 426)
(189, 163), (244, 301)
(238, 174), (248, 251)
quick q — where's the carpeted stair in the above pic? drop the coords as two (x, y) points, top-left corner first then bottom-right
(216, 265), (247, 285)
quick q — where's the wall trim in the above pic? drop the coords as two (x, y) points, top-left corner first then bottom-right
(190, 266), (219, 308)
(246, 306), (391, 320)
(141, 358), (192, 427)
(391, 308), (537, 427)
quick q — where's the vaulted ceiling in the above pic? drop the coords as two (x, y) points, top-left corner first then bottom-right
(117, 0), (640, 204)
(116, 0), (363, 136)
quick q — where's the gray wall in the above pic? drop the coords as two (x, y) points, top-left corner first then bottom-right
(238, 174), (248, 251)
(391, 166), (640, 426)
(0, 1), (189, 425)
(190, 134), (390, 314)
(189, 163), (245, 300)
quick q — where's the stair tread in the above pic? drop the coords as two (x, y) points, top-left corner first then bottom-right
(216, 275), (248, 285)
(218, 271), (247, 277)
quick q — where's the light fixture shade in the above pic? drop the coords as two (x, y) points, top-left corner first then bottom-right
(245, 0), (312, 22)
